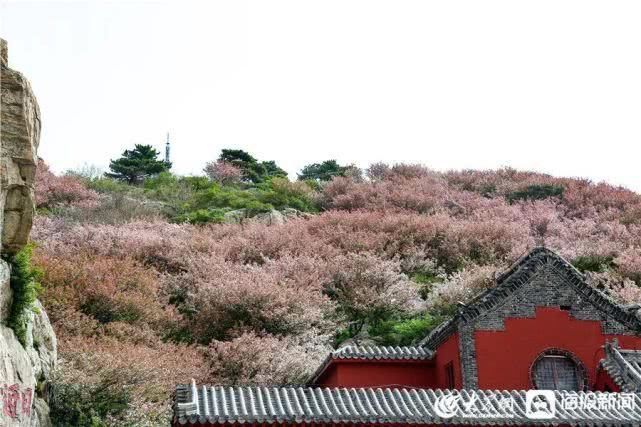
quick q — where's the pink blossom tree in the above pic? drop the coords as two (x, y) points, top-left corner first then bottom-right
(203, 160), (243, 185)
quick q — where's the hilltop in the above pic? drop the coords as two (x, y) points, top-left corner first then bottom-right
(31, 158), (641, 425)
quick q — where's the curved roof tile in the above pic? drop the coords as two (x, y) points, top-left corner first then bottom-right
(175, 380), (641, 425)
(333, 345), (433, 361)
(600, 342), (641, 392)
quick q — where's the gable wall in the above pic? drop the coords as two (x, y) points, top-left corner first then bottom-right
(475, 307), (641, 389)
(459, 260), (641, 389)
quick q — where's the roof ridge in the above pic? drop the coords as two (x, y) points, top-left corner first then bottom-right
(421, 247), (641, 350)
(332, 344), (433, 359)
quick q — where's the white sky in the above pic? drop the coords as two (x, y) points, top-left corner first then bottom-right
(2, 1), (641, 190)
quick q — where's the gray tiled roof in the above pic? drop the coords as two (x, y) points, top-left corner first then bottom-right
(420, 247), (641, 350)
(175, 380), (641, 425)
(333, 345), (433, 361)
(309, 345), (433, 384)
(601, 342), (641, 392)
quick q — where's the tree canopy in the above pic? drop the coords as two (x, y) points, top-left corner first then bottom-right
(298, 159), (350, 181)
(218, 149), (287, 183)
(106, 144), (171, 185)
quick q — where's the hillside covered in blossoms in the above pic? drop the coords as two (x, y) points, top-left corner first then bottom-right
(31, 158), (641, 425)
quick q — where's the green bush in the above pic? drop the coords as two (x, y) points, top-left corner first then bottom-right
(368, 313), (444, 346)
(80, 295), (142, 324)
(410, 271), (444, 299)
(256, 178), (318, 212)
(4, 245), (42, 346)
(49, 373), (130, 427)
(507, 184), (564, 203)
(175, 208), (228, 225)
(87, 177), (138, 195)
(83, 172), (319, 225)
(572, 255), (614, 273)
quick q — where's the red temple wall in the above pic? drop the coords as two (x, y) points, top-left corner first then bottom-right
(315, 360), (436, 388)
(433, 332), (462, 389)
(474, 307), (641, 390)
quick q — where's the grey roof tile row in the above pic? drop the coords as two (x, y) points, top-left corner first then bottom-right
(333, 345), (433, 361)
(601, 342), (641, 393)
(175, 380), (641, 425)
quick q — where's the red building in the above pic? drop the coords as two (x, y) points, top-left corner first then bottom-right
(174, 248), (641, 425)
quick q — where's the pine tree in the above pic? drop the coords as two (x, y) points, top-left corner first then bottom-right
(106, 144), (171, 184)
(298, 160), (349, 181)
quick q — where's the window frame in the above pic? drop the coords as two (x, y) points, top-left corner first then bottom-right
(444, 361), (455, 388)
(529, 348), (588, 391)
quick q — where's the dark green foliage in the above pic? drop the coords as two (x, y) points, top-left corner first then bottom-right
(260, 160), (289, 180)
(76, 148), (313, 225)
(87, 168), (318, 224)
(219, 149), (256, 165)
(255, 179), (318, 212)
(507, 184), (564, 203)
(80, 294), (142, 324)
(4, 245), (42, 346)
(49, 373), (130, 427)
(175, 178), (317, 224)
(298, 160), (350, 181)
(174, 208), (228, 225)
(191, 184), (273, 215)
(219, 149), (287, 183)
(333, 324), (360, 347)
(411, 271), (444, 299)
(572, 255), (615, 273)
(106, 144), (171, 185)
(368, 314), (444, 346)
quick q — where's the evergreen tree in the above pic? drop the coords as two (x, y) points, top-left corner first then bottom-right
(298, 160), (349, 181)
(218, 149), (287, 183)
(106, 144), (171, 184)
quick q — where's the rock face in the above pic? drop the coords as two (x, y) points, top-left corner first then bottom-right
(223, 208), (312, 225)
(1, 38), (40, 254)
(0, 39), (56, 427)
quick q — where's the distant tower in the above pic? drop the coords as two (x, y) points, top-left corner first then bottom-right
(165, 132), (171, 165)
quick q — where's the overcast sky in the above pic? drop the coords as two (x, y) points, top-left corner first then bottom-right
(2, 1), (641, 190)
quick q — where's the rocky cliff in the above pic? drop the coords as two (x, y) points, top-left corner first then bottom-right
(0, 38), (57, 427)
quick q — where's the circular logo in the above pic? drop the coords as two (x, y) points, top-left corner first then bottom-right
(434, 394), (460, 419)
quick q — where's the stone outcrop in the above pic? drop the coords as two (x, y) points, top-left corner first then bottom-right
(1, 38), (56, 427)
(223, 208), (312, 225)
(1, 38), (40, 254)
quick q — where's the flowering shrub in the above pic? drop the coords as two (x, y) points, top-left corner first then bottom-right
(203, 160), (243, 185)
(427, 265), (497, 314)
(35, 160), (100, 209)
(206, 332), (327, 385)
(185, 254), (336, 343)
(35, 252), (173, 330)
(50, 336), (206, 426)
(325, 253), (422, 326)
(31, 160), (641, 424)
(615, 248), (641, 284)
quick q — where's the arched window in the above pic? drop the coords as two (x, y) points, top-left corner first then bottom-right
(530, 349), (587, 391)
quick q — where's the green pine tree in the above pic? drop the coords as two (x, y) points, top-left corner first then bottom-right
(106, 144), (171, 185)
